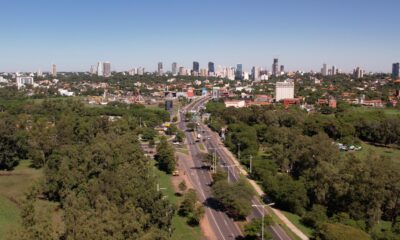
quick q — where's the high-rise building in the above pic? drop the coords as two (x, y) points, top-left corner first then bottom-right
(280, 65), (285, 73)
(353, 67), (364, 79)
(51, 64), (57, 77)
(208, 62), (215, 74)
(158, 62), (163, 75)
(129, 68), (137, 76)
(193, 61), (199, 73)
(103, 62), (111, 77)
(200, 68), (208, 77)
(172, 62), (178, 75)
(275, 79), (295, 101)
(235, 64), (243, 80)
(392, 63), (399, 79)
(251, 66), (260, 81)
(90, 65), (95, 75)
(97, 62), (104, 76)
(272, 58), (279, 76)
(331, 66), (337, 76)
(321, 63), (328, 76)
(137, 67), (144, 76)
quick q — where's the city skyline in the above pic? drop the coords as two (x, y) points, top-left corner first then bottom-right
(1, 0), (399, 72)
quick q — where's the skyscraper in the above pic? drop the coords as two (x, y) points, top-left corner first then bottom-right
(235, 64), (243, 80)
(208, 62), (215, 74)
(353, 67), (364, 79)
(392, 63), (399, 79)
(321, 63), (328, 76)
(97, 62), (103, 76)
(103, 62), (111, 77)
(51, 64), (57, 77)
(331, 66), (337, 76)
(251, 66), (260, 81)
(158, 62), (163, 75)
(172, 62), (178, 75)
(280, 65), (284, 73)
(271, 58), (279, 76)
(193, 61), (199, 73)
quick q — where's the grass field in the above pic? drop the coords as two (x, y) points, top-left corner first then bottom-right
(0, 197), (20, 238)
(346, 141), (400, 164)
(156, 169), (202, 240)
(0, 160), (42, 238)
(351, 107), (400, 115)
(281, 210), (314, 238)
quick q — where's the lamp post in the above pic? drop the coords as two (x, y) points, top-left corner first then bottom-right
(222, 164), (237, 183)
(251, 203), (275, 240)
(252, 204), (265, 240)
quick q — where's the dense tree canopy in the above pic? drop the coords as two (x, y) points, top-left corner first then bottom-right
(205, 101), (400, 238)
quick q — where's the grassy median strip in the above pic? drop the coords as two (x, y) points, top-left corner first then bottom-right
(156, 169), (202, 240)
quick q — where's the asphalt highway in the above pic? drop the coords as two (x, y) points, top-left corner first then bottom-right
(178, 97), (292, 240)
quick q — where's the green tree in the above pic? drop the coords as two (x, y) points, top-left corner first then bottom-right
(179, 189), (197, 217)
(244, 216), (273, 240)
(301, 205), (328, 228)
(155, 137), (176, 173)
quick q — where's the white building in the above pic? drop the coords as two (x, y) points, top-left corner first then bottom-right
(212, 87), (220, 99)
(16, 76), (34, 89)
(97, 62), (104, 76)
(275, 79), (295, 101)
(58, 89), (74, 96)
(224, 100), (246, 108)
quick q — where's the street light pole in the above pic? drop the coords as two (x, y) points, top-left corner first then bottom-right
(222, 164), (237, 183)
(252, 204), (265, 240)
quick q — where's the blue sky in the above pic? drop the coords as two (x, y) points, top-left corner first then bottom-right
(1, 0), (399, 72)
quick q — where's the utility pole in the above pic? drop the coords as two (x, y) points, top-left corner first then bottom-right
(249, 155), (253, 174)
(237, 143), (241, 160)
(213, 150), (217, 174)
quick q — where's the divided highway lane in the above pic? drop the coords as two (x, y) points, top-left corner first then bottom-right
(192, 98), (292, 240)
(178, 97), (242, 240)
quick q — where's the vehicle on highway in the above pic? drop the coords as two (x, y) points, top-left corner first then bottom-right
(172, 170), (180, 176)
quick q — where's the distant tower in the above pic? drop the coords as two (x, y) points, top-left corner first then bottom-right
(272, 58), (279, 76)
(280, 65), (285, 73)
(392, 63), (400, 79)
(51, 64), (57, 77)
(158, 62), (163, 75)
(172, 62), (178, 75)
(321, 63), (328, 76)
(353, 67), (364, 79)
(97, 62), (104, 76)
(193, 61), (200, 73)
(235, 64), (243, 80)
(208, 62), (215, 75)
(331, 65), (337, 76)
(103, 62), (111, 77)
(251, 66), (260, 81)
